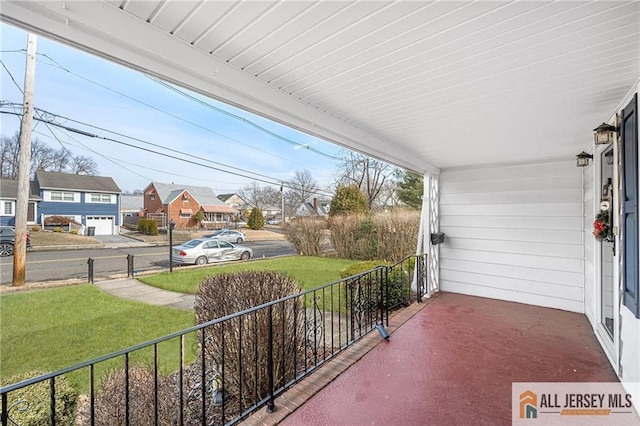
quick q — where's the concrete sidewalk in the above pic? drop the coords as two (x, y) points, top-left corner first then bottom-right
(95, 278), (195, 310)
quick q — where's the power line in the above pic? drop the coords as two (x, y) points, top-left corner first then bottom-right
(2, 101), (280, 183)
(149, 77), (342, 160)
(32, 52), (333, 167)
(36, 127), (247, 187)
(0, 58), (24, 94)
(1, 107), (336, 199)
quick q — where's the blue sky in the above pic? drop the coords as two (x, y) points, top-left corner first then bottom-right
(0, 23), (343, 194)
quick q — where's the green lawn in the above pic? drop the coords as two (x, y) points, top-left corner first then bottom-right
(140, 256), (358, 294)
(0, 285), (196, 392)
(0, 257), (359, 393)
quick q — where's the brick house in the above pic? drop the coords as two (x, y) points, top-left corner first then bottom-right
(143, 182), (238, 230)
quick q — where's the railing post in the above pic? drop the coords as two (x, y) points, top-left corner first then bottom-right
(2, 392), (7, 426)
(379, 267), (385, 327)
(385, 266), (390, 327)
(266, 304), (277, 413)
(49, 377), (56, 426)
(127, 254), (134, 277)
(87, 258), (94, 284)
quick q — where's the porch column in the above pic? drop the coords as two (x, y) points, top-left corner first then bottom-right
(415, 173), (439, 297)
(427, 173), (440, 295)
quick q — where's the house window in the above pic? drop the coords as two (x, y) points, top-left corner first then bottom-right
(3, 201), (13, 215)
(150, 194), (156, 200)
(180, 212), (191, 218)
(90, 193), (112, 203)
(182, 196), (189, 203)
(50, 191), (74, 201)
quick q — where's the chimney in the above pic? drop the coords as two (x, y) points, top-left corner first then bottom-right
(313, 197), (318, 215)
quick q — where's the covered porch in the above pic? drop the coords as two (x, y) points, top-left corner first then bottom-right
(1, 1), (639, 424)
(246, 292), (619, 425)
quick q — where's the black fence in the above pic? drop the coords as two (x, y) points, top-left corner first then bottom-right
(1, 254), (427, 425)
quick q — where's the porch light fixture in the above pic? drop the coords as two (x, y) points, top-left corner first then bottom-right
(576, 152), (593, 167)
(593, 123), (617, 145)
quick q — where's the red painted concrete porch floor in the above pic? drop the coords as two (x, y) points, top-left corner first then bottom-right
(254, 292), (619, 426)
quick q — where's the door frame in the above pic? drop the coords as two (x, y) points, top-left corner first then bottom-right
(593, 142), (620, 372)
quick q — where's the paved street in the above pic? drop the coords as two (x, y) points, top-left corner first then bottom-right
(0, 240), (295, 285)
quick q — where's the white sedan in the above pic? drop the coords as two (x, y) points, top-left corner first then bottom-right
(172, 239), (252, 265)
(202, 229), (246, 244)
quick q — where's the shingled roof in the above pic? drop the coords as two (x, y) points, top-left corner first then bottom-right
(36, 171), (120, 193)
(150, 182), (227, 206)
(0, 179), (41, 200)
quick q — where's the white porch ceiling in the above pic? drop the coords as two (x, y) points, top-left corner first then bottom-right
(1, 1), (639, 173)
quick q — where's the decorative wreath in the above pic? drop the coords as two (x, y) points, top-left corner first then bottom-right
(593, 211), (610, 241)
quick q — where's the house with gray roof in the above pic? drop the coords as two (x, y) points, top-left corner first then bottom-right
(36, 170), (121, 235)
(0, 179), (42, 226)
(143, 182), (238, 230)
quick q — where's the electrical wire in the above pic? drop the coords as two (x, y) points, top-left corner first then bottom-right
(0, 58), (23, 94)
(37, 127), (247, 187)
(1, 107), (337, 199)
(34, 52), (334, 166)
(2, 101), (280, 183)
(149, 77), (342, 160)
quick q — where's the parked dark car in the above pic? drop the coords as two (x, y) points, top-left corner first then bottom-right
(0, 226), (31, 257)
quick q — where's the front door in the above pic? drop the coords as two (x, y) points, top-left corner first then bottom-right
(600, 147), (615, 338)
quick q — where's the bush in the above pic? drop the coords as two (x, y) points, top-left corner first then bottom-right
(329, 184), (369, 216)
(31, 226), (41, 232)
(340, 260), (412, 312)
(137, 218), (159, 236)
(0, 371), (78, 425)
(247, 207), (264, 230)
(70, 229), (78, 235)
(283, 218), (326, 256)
(53, 226), (63, 233)
(92, 365), (178, 425)
(195, 271), (305, 412)
(44, 215), (80, 226)
(329, 210), (419, 262)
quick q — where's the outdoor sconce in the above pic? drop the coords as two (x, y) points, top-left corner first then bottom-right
(576, 152), (593, 167)
(594, 123), (617, 145)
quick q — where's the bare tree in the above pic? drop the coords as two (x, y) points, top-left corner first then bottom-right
(336, 152), (396, 209)
(69, 155), (98, 175)
(285, 169), (319, 206)
(0, 134), (20, 179)
(239, 182), (280, 210)
(0, 132), (99, 178)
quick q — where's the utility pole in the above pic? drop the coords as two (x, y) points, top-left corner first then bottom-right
(13, 33), (37, 287)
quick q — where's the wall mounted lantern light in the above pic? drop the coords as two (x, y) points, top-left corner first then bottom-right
(593, 123), (617, 145)
(576, 151), (593, 167)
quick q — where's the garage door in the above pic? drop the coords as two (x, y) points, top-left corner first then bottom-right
(86, 216), (114, 235)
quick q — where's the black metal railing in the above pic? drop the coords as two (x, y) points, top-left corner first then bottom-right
(0, 254), (427, 426)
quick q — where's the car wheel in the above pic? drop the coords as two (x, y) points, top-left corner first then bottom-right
(195, 256), (208, 265)
(236, 237), (244, 243)
(240, 251), (250, 261)
(0, 243), (13, 257)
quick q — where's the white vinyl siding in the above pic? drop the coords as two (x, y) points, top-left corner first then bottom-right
(439, 161), (584, 313)
(583, 162), (595, 322)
